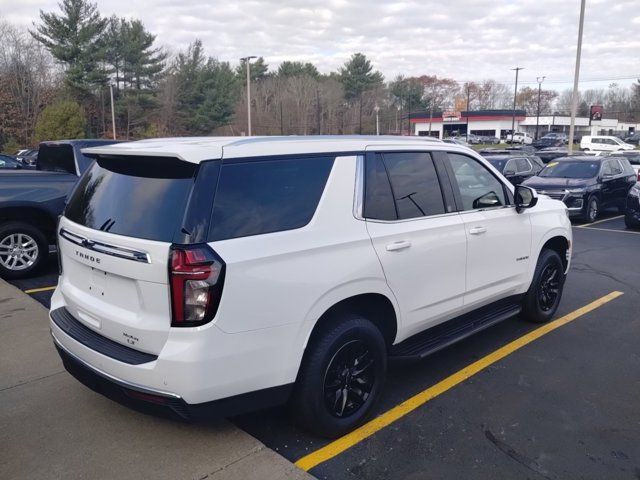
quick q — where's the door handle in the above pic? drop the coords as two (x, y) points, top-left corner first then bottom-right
(386, 241), (412, 251)
(469, 226), (487, 235)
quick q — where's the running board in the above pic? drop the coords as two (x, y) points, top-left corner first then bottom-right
(389, 297), (523, 360)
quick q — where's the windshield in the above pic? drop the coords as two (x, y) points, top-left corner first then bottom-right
(539, 160), (600, 179)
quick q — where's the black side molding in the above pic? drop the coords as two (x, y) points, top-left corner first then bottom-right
(51, 307), (157, 365)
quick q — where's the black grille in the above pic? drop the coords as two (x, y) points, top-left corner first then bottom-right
(51, 307), (157, 365)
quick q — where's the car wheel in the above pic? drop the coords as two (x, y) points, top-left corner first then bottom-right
(0, 222), (48, 279)
(625, 214), (639, 229)
(522, 249), (565, 323)
(291, 314), (387, 438)
(583, 196), (599, 223)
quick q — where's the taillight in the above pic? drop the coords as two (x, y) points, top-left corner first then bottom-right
(169, 245), (225, 327)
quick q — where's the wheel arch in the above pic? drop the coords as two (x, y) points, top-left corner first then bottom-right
(0, 206), (57, 243)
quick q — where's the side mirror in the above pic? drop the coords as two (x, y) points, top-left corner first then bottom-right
(515, 185), (538, 213)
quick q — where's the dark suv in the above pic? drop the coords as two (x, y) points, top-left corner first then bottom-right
(522, 156), (637, 222)
(483, 154), (544, 185)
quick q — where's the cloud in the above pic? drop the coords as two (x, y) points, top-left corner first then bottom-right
(1, 0), (638, 89)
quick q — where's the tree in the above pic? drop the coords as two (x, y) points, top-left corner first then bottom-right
(516, 86), (557, 115)
(31, 0), (108, 96)
(169, 40), (238, 135)
(277, 61), (319, 78)
(339, 53), (383, 133)
(236, 56), (269, 82)
(34, 100), (86, 141)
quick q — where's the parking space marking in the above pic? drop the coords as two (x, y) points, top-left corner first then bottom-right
(23, 285), (57, 294)
(575, 215), (624, 228)
(577, 226), (640, 235)
(295, 291), (624, 472)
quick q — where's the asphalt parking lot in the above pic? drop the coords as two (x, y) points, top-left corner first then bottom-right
(5, 213), (640, 479)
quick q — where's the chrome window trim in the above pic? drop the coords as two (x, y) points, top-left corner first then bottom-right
(59, 228), (151, 263)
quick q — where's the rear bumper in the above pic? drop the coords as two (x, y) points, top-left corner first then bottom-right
(52, 330), (293, 420)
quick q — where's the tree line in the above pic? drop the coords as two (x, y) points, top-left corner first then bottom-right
(1, 0), (639, 151)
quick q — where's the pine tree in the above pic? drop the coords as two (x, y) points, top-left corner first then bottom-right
(236, 57), (269, 82)
(339, 53), (383, 134)
(30, 0), (108, 96)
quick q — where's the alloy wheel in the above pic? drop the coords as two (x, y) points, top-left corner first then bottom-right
(323, 340), (375, 418)
(0, 233), (39, 271)
(538, 263), (560, 312)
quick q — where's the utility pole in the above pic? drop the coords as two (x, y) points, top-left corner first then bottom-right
(568, 0), (586, 153)
(374, 105), (380, 135)
(241, 56), (257, 136)
(510, 67), (524, 144)
(536, 76), (545, 140)
(109, 84), (116, 140)
(316, 88), (321, 135)
(466, 84), (471, 136)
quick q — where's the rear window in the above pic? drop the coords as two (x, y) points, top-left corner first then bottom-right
(208, 156), (334, 241)
(36, 144), (76, 174)
(65, 156), (197, 242)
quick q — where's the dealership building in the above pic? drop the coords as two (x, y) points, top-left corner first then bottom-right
(409, 109), (639, 139)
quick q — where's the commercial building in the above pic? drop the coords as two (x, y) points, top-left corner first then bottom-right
(410, 109), (639, 139)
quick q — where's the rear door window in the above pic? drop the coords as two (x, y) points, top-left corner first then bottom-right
(208, 156), (334, 241)
(366, 152), (445, 220)
(65, 156), (197, 242)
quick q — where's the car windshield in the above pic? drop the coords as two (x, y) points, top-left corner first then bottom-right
(539, 160), (600, 179)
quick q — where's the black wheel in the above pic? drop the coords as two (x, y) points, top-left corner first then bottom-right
(522, 249), (565, 323)
(582, 195), (599, 223)
(0, 222), (48, 279)
(625, 214), (639, 229)
(291, 315), (387, 438)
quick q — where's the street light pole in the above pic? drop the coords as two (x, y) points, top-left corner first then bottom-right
(109, 84), (116, 140)
(510, 67), (523, 144)
(535, 76), (545, 140)
(241, 56), (257, 136)
(374, 105), (380, 135)
(568, 0), (586, 153)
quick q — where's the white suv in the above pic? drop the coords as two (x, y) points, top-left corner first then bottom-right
(581, 135), (635, 152)
(50, 136), (572, 437)
(506, 132), (533, 144)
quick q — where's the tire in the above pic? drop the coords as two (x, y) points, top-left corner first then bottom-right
(582, 195), (599, 223)
(625, 214), (639, 229)
(291, 315), (387, 438)
(522, 249), (565, 323)
(0, 222), (48, 280)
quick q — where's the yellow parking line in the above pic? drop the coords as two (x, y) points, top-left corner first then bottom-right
(576, 215), (623, 228)
(295, 291), (624, 472)
(24, 285), (57, 294)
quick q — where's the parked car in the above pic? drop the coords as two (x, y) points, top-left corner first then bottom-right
(50, 136), (572, 438)
(623, 133), (640, 145)
(523, 156), (637, 222)
(610, 151), (640, 181)
(15, 149), (39, 166)
(478, 135), (500, 145)
(532, 137), (564, 150)
(540, 133), (568, 143)
(0, 154), (25, 169)
(580, 135), (635, 153)
(483, 154), (544, 185)
(0, 139), (120, 279)
(506, 132), (533, 145)
(451, 133), (481, 144)
(624, 182), (640, 228)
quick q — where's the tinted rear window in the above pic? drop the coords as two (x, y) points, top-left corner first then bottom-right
(65, 156), (197, 242)
(37, 144), (76, 174)
(208, 156), (334, 241)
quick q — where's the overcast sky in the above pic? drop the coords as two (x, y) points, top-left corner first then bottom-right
(2, 0), (639, 90)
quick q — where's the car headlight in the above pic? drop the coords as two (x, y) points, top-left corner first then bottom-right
(565, 188), (585, 194)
